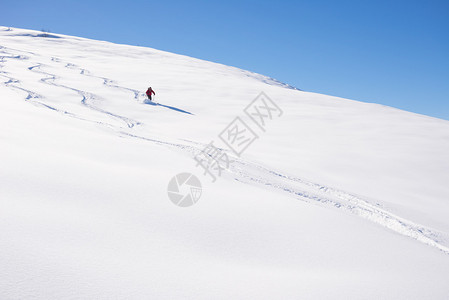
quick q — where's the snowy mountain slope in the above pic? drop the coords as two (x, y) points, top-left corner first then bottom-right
(1, 27), (449, 299)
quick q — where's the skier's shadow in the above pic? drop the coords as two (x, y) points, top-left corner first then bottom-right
(144, 99), (193, 115)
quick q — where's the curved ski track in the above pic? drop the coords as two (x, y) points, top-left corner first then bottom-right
(1, 46), (140, 128)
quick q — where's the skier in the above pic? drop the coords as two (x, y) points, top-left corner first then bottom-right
(146, 87), (155, 101)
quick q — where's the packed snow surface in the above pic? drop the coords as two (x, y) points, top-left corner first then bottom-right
(1, 27), (449, 299)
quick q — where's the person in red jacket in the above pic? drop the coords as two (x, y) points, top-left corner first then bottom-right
(146, 87), (155, 101)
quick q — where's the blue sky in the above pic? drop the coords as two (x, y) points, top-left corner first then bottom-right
(2, 0), (449, 120)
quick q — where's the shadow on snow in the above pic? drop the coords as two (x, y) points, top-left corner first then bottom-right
(144, 99), (193, 115)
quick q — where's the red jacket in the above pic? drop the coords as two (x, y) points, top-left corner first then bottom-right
(146, 88), (155, 97)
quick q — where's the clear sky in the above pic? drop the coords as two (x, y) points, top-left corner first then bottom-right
(2, 0), (449, 120)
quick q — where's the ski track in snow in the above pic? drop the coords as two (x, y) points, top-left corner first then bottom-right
(2, 45), (448, 256)
(0, 51), (76, 114)
(29, 62), (140, 129)
(0, 46), (140, 128)
(228, 158), (449, 255)
(67, 63), (142, 101)
(121, 132), (449, 255)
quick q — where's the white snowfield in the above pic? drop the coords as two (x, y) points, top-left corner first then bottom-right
(1, 27), (449, 299)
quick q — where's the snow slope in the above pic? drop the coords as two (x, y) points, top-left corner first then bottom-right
(1, 27), (449, 299)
